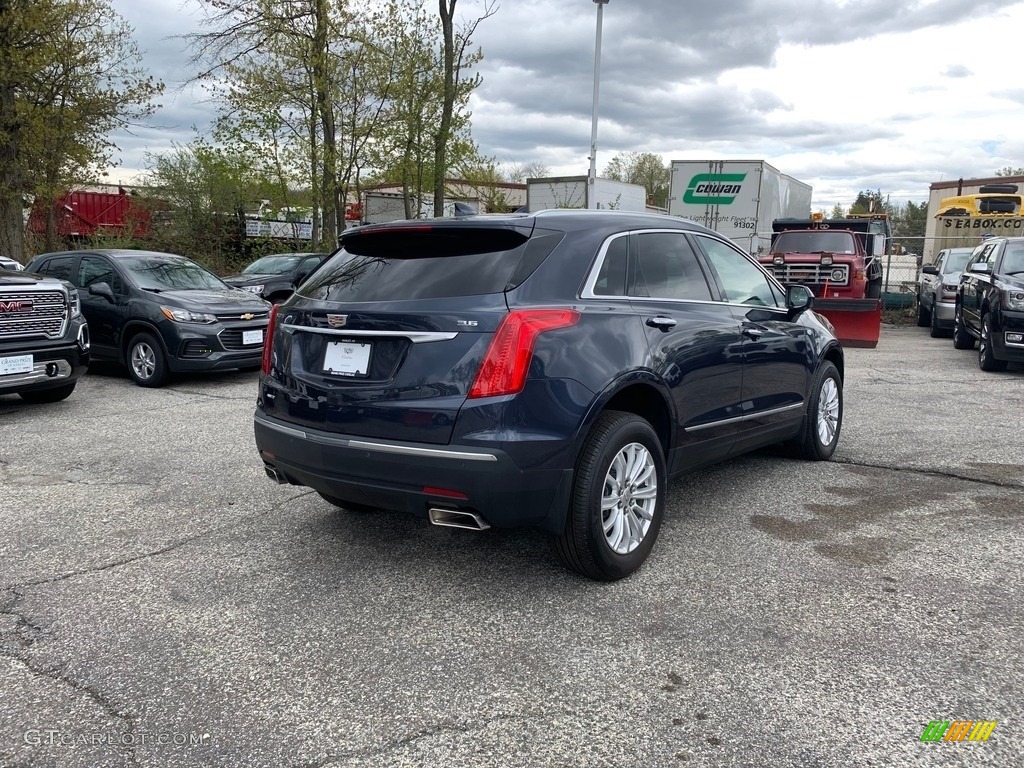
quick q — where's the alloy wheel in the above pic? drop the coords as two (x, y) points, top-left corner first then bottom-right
(601, 442), (657, 554)
(816, 377), (841, 447)
(131, 341), (156, 381)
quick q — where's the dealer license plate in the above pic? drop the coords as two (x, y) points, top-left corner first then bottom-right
(242, 329), (264, 346)
(0, 353), (33, 376)
(323, 340), (371, 377)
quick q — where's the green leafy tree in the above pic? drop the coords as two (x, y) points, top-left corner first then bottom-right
(0, 0), (161, 258)
(829, 203), (846, 218)
(603, 152), (669, 207)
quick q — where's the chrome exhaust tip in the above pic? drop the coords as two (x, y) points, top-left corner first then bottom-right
(264, 465), (287, 484)
(428, 507), (491, 531)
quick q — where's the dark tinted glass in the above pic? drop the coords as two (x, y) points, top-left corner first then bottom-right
(633, 232), (712, 301)
(79, 256), (123, 293)
(40, 256), (75, 282)
(243, 254), (303, 275)
(302, 228), (531, 301)
(593, 236), (628, 296)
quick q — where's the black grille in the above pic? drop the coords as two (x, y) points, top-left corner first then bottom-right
(0, 290), (68, 339)
(219, 327), (267, 351)
(181, 340), (215, 358)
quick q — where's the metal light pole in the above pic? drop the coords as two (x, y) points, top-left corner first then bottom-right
(588, 0), (609, 210)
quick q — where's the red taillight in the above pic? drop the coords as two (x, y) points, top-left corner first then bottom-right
(468, 309), (580, 398)
(261, 304), (279, 375)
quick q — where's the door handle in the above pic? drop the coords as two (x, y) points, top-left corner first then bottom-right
(646, 316), (677, 330)
(742, 326), (764, 340)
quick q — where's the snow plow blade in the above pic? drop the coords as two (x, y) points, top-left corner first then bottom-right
(813, 298), (882, 348)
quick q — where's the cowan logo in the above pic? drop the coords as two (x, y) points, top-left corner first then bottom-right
(682, 173), (746, 205)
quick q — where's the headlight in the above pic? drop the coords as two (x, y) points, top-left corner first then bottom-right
(68, 288), (81, 318)
(831, 268), (845, 281)
(160, 307), (217, 324)
(242, 284), (264, 295)
(820, 254), (833, 266)
(1007, 290), (1024, 311)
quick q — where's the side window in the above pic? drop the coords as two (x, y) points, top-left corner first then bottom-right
(633, 232), (712, 301)
(78, 256), (122, 293)
(593, 235), (628, 296)
(696, 235), (781, 308)
(40, 256), (75, 282)
(934, 252), (946, 271)
(985, 244), (999, 269)
(298, 256), (322, 277)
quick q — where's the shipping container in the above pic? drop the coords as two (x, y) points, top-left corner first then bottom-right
(525, 176), (647, 213)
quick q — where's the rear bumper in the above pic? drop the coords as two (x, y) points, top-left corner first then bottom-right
(254, 411), (573, 533)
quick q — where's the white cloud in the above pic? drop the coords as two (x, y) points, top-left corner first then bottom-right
(105, 0), (1024, 210)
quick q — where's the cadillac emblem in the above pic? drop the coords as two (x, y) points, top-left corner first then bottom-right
(327, 314), (348, 328)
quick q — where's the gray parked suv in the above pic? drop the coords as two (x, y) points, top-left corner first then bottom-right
(917, 247), (973, 337)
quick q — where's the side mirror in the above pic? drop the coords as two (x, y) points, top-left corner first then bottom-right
(87, 281), (115, 303)
(785, 284), (814, 315)
(921, 265), (939, 275)
(969, 262), (990, 274)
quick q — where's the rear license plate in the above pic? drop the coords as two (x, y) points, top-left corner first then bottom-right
(0, 353), (33, 376)
(323, 340), (371, 377)
(242, 329), (264, 346)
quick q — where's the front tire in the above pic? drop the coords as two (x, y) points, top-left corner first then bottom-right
(127, 333), (170, 387)
(916, 298), (931, 327)
(978, 314), (1008, 372)
(793, 361), (842, 461)
(554, 411), (666, 581)
(929, 304), (945, 338)
(18, 382), (76, 403)
(952, 303), (974, 349)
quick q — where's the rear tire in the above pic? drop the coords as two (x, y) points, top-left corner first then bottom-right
(554, 411), (666, 581)
(793, 361), (842, 461)
(952, 304), (974, 349)
(867, 279), (882, 300)
(978, 314), (1008, 372)
(18, 382), (76, 403)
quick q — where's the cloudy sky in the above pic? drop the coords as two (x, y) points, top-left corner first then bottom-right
(107, 0), (1024, 210)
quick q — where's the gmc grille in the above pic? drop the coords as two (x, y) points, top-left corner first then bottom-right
(0, 290), (68, 339)
(771, 264), (850, 287)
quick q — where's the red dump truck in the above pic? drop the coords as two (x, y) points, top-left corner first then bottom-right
(27, 189), (152, 240)
(759, 213), (890, 348)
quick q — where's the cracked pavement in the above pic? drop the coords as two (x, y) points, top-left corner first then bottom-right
(0, 326), (1021, 767)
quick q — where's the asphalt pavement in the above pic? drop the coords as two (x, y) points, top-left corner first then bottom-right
(1, 325), (1021, 767)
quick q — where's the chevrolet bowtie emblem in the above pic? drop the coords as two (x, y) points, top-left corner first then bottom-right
(240, 313), (254, 320)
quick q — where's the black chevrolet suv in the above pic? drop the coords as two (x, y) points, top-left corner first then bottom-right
(953, 236), (1024, 371)
(222, 252), (331, 304)
(26, 249), (271, 387)
(1, 267), (89, 402)
(255, 211), (845, 580)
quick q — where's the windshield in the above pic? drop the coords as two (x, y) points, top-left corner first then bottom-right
(120, 256), (227, 291)
(1004, 243), (1024, 274)
(942, 250), (973, 273)
(242, 254), (303, 275)
(773, 231), (857, 254)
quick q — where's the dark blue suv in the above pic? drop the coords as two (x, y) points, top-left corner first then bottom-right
(255, 211), (843, 580)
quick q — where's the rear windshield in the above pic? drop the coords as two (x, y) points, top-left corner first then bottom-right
(299, 227), (538, 301)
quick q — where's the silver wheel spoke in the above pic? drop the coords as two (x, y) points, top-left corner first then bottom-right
(600, 441), (658, 555)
